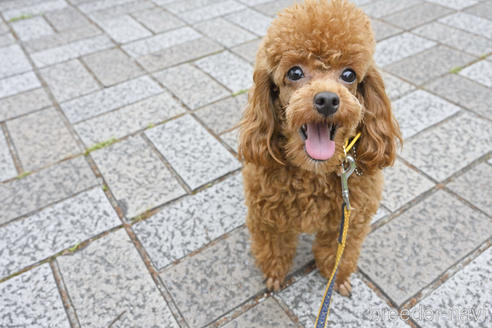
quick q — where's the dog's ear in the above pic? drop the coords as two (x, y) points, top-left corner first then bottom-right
(238, 50), (283, 166)
(356, 65), (401, 173)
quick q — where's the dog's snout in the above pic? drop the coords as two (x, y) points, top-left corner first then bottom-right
(314, 92), (339, 116)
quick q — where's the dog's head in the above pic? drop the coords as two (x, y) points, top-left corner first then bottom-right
(239, 0), (401, 174)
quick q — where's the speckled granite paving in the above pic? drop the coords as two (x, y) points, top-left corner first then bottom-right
(0, 0), (491, 327)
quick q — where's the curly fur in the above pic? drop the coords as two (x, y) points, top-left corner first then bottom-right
(239, 0), (401, 294)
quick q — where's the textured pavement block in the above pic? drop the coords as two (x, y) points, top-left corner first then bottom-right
(359, 190), (492, 306)
(0, 44), (32, 79)
(372, 206), (390, 224)
(253, 0), (297, 17)
(40, 59), (99, 102)
(225, 8), (272, 36)
(0, 71), (40, 99)
(195, 93), (247, 134)
(2, 0), (67, 20)
(424, 74), (492, 120)
(382, 160), (434, 211)
(221, 128), (239, 151)
(386, 45), (476, 86)
(179, 0), (245, 23)
(0, 131), (16, 182)
(459, 60), (492, 88)
(375, 33), (435, 67)
(0, 33), (15, 47)
(412, 22), (492, 57)
(381, 72), (415, 101)
(196, 51), (253, 93)
(88, 0), (155, 21)
(7, 108), (81, 171)
(0, 156), (98, 226)
(370, 19), (403, 41)
(146, 115), (241, 190)
(78, 0), (135, 13)
(465, 1), (492, 20)
(447, 163), (491, 216)
(426, 0), (478, 10)
(412, 247), (492, 327)
(97, 15), (151, 44)
(11, 16), (54, 41)
(0, 188), (120, 279)
(160, 228), (264, 328)
(400, 112), (491, 181)
(82, 48), (143, 86)
(278, 272), (408, 328)
(91, 136), (186, 219)
(61, 75), (162, 123)
(231, 38), (261, 64)
(392, 90), (461, 139)
(133, 7), (185, 33)
(0, 88), (51, 121)
(164, 0), (223, 14)
(31, 34), (114, 68)
(154, 63), (229, 110)
(361, 0), (422, 18)
(194, 17), (256, 47)
(58, 229), (180, 328)
(382, 2), (452, 30)
(75, 92), (186, 146)
(133, 173), (246, 270)
(0, 264), (70, 328)
(439, 12), (492, 39)
(222, 298), (297, 328)
(45, 7), (90, 31)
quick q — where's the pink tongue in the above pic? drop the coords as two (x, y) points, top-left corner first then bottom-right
(305, 122), (335, 160)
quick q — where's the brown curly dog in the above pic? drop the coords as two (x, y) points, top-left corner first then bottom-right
(238, 0), (401, 296)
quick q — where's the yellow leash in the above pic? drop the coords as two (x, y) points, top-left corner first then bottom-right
(314, 132), (361, 328)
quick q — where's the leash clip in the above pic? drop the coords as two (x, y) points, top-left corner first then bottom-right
(340, 155), (356, 210)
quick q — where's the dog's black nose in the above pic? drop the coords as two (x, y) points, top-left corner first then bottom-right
(314, 92), (339, 116)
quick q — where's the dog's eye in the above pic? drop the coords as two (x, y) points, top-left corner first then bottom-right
(287, 66), (304, 81)
(340, 68), (356, 83)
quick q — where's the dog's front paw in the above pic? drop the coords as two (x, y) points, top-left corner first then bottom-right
(265, 277), (283, 291)
(335, 278), (352, 297)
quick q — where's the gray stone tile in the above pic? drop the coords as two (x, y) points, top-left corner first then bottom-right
(0, 44), (32, 79)
(381, 72), (415, 101)
(160, 228), (264, 328)
(222, 298), (297, 328)
(91, 136), (185, 219)
(0, 131), (16, 182)
(11, 16), (55, 41)
(164, 0), (222, 14)
(386, 45), (476, 85)
(0, 33), (15, 47)
(253, 0), (298, 17)
(382, 2), (452, 30)
(459, 60), (492, 87)
(146, 115), (241, 190)
(132, 7), (185, 33)
(78, 0), (136, 13)
(412, 247), (492, 327)
(0, 88), (51, 122)
(75, 92), (186, 146)
(361, 0), (423, 18)
(195, 93), (247, 134)
(0, 188), (120, 279)
(82, 48), (143, 86)
(370, 19), (403, 41)
(360, 190), (492, 306)
(154, 63), (229, 110)
(0, 20), (8, 34)
(278, 272), (407, 328)
(426, 0), (478, 10)
(439, 12), (492, 39)
(400, 112), (492, 181)
(134, 174), (246, 270)
(58, 229), (180, 328)
(137, 37), (223, 72)
(423, 74), (492, 119)
(371, 206), (390, 224)
(2, 0), (67, 20)
(88, 0), (155, 21)
(31, 35), (114, 68)
(122, 26), (201, 57)
(40, 59), (99, 102)
(179, 0), (246, 23)
(221, 128), (239, 152)
(97, 15), (151, 44)
(230, 38), (261, 64)
(447, 163), (492, 216)
(0, 264), (70, 328)
(45, 7), (90, 31)
(194, 17), (256, 47)
(196, 51), (253, 93)
(381, 160), (434, 211)
(392, 90), (461, 139)
(412, 22), (492, 57)
(61, 75), (162, 123)
(0, 71), (40, 103)
(226, 8), (273, 36)
(465, 1), (492, 20)
(0, 156), (98, 226)
(375, 33), (435, 67)
(7, 108), (81, 171)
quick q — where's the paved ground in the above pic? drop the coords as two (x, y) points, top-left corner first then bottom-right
(0, 0), (491, 327)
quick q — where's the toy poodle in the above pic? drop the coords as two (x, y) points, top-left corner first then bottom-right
(238, 0), (401, 296)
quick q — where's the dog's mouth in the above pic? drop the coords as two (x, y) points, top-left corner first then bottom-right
(299, 121), (338, 161)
